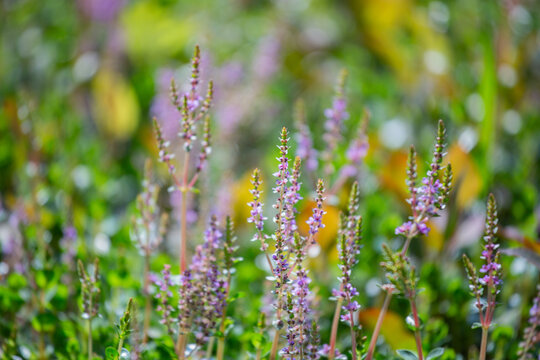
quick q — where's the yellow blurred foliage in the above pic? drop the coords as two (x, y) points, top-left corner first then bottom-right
(92, 69), (139, 140)
(359, 307), (417, 350)
(378, 151), (410, 202)
(424, 219), (443, 252)
(121, 1), (194, 62)
(232, 170), (261, 227)
(353, 0), (452, 88)
(446, 143), (482, 209)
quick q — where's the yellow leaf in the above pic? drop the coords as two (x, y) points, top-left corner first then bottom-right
(424, 219), (443, 252)
(352, 0), (452, 87)
(92, 69), (139, 140)
(446, 144), (482, 209)
(232, 171), (261, 227)
(378, 151), (410, 202)
(121, 1), (194, 62)
(359, 307), (417, 350)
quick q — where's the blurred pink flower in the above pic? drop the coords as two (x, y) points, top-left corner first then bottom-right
(151, 69), (179, 142)
(79, 0), (126, 22)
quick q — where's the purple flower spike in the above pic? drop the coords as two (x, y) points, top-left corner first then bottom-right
(132, 161), (168, 256)
(462, 194), (502, 335)
(153, 264), (175, 335)
(248, 168), (268, 250)
(478, 194), (502, 291)
(332, 182), (363, 329)
(153, 118), (176, 175)
(307, 179), (326, 242)
(518, 285), (540, 359)
(396, 121), (452, 240)
(283, 157), (303, 243)
(273, 128), (291, 234)
(322, 70), (349, 173)
(294, 99), (318, 172)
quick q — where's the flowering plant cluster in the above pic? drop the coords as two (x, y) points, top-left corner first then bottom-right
(2, 43), (540, 360)
(153, 45), (214, 274)
(153, 215), (238, 359)
(463, 193), (503, 360)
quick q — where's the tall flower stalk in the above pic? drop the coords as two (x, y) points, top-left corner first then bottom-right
(281, 233), (316, 359)
(381, 245), (423, 360)
(153, 45), (214, 274)
(463, 194), (502, 360)
(517, 285), (540, 360)
(247, 127), (326, 360)
(294, 99), (318, 176)
(131, 160), (168, 344)
(216, 217), (239, 360)
(366, 120), (452, 360)
(322, 69), (349, 176)
(295, 70), (369, 198)
(116, 298), (134, 357)
(77, 259), (100, 360)
(328, 182), (363, 360)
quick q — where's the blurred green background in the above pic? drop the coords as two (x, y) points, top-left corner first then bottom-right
(1, 0), (540, 358)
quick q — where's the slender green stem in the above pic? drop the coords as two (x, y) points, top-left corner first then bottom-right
(38, 290), (46, 360)
(206, 337), (215, 359)
(88, 317), (93, 360)
(117, 337), (124, 358)
(217, 333), (226, 360)
(216, 305), (229, 360)
(39, 333), (45, 360)
(255, 334), (263, 360)
(87, 294), (93, 360)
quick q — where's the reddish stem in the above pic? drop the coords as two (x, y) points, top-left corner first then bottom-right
(142, 253), (151, 345)
(366, 290), (393, 360)
(328, 296), (343, 360)
(410, 299), (423, 360)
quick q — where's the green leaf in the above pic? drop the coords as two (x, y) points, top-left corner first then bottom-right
(31, 311), (57, 333)
(471, 322), (482, 329)
(7, 273), (27, 289)
(229, 291), (246, 302)
(250, 332), (265, 349)
(105, 347), (118, 360)
(66, 338), (80, 354)
(396, 349), (418, 360)
(426, 348), (445, 360)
